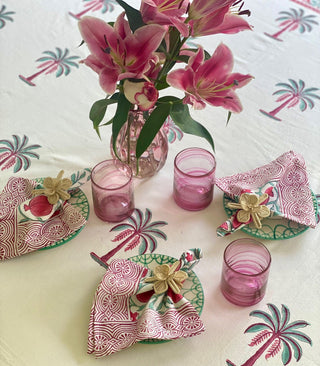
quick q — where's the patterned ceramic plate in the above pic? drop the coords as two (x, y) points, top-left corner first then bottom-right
(223, 191), (319, 240)
(38, 186), (89, 251)
(128, 253), (204, 344)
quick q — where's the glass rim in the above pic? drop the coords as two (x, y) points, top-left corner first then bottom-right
(174, 147), (216, 178)
(223, 238), (271, 277)
(91, 159), (133, 191)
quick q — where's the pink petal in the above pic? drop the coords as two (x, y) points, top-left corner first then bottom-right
(124, 24), (166, 71)
(195, 43), (234, 84)
(188, 47), (205, 72)
(212, 13), (252, 34)
(99, 67), (120, 94)
(205, 90), (243, 113)
(78, 17), (119, 65)
(189, 0), (233, 19)
(226, 73), (254, 88)
(114, 12), (132, 39)
(167, 68), (195, 92)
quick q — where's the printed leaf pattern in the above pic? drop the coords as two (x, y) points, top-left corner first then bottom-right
(96, 208), (168, 264)
(226, 303), (312, 366)
(19, 48), (80, 86)
(0, 5), (15, 29)
(0, 135), (41, 173)
(265, 8), (318, 41)
(260, 79), (320, 121)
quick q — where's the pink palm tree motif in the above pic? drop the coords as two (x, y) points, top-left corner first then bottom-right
(69, 0), (117, 20)
(226, 303), (312, 366)
(0, 135), (41, 172)
(163, 116), (184, 143)
(90, 208), (167, 268)
(19, 48), (80, 86)
(260, 79), (320, 121)
(0, 5), (15, 29)
(265, 8), (318, 41)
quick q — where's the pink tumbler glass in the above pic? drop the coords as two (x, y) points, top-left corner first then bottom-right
(173, 147), (216, 211)
(220, 239), (271, 306)
(91, 160), (134, 222)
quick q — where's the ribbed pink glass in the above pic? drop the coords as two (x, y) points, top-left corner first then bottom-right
(91, 160), (134, 222)
(220, 239), (271, 306)
(173, 147), (216, 211)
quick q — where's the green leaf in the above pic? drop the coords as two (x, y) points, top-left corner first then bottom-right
(89, 96), (118, 134)
(136, 103), (172, 159)
(226, 111), (232, 125)
(244, 323), (272, 333)
(114, 0), (145, 32)
(112, 93), (132, 159)
(157, 96), (180, 104)
(170, 103), (215, 152)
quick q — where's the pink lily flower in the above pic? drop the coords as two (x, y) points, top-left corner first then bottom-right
(140, 0), (190, 37)
(167, 44), (253, 112)
(190, 6), (252, 37)
(78, 14), (166, 94)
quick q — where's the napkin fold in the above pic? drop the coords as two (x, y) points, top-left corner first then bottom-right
(216, 151), (316, 237)
(0, 169), (90, 260)
(88, 249), (205, 357)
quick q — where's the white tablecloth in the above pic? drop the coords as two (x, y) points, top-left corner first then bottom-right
(1, 0), (320, 365)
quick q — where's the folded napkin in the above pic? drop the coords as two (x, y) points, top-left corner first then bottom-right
(216, 151), (317, 237)
(88, 249), (205, 357)
(0, 169), (90, 260)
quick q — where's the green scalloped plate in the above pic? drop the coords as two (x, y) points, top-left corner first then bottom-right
(128, 253), (204, 344)
(223, 191), (319, 240)
(35, 180), (89, 250)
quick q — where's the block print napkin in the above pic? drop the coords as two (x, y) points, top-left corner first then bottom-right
(88, 249), (205, 357)
(216, 151), (317, 236)
(0, 169), (90, 260)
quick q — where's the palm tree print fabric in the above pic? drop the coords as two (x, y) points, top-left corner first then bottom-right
(265, 8), (318, 41)
(226, 303), (312, 366)
(91, 208), (168, 265)
(0, 135), (41, 172)
(19, 48), (80, 86)
(260, 79), (320, 121)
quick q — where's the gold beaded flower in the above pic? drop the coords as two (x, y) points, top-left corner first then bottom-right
(144, 261), (188, 295)
(227, 193), (270, 229)
(33, 170), (72, 205)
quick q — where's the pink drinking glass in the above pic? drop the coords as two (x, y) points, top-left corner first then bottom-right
(91, 160), (134, 222)
(173, 147), (216, 211)
(220, 238), (271, 306)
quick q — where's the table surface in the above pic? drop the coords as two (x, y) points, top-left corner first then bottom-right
(1, 0), (320, 365)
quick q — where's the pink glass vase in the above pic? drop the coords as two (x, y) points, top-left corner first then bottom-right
(110, 109), (168, 179)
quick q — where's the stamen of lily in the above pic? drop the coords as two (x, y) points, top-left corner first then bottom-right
(231, 1), (251, 17)
(101, 35), (111, 54)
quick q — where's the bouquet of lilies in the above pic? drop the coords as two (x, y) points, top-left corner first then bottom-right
(78, 0), (253, 159)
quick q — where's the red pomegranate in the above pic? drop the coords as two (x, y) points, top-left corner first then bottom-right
(24, 195), (53, 217)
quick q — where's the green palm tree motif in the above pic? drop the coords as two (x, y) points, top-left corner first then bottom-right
(265, 8), (318, 41)
(19, 48), (80, 86)
(91, 208), (168, 268)
(0, 5), (15, 29)
(260, 79), (320, 121)
(226, 303), (312, 366)
(69, 0), (117, 19)
(0, 135), (41, 173)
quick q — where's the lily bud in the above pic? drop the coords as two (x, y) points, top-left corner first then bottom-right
(123, 80), (159, 111)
